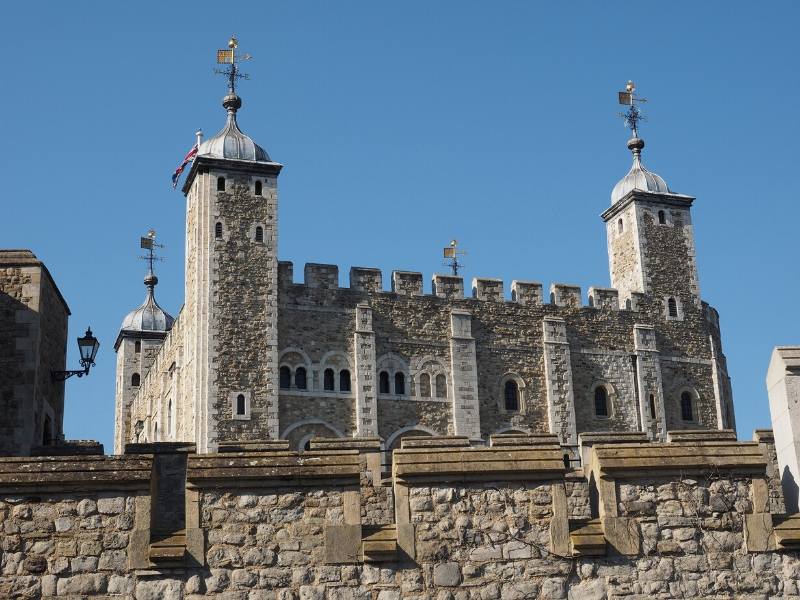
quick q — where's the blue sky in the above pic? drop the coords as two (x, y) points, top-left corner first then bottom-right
(2, 2), (797, 451)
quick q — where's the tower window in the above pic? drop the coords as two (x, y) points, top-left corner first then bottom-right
(323, 368), (335, 391)
(658, 210), (666, 224)
(435, 374), (447, 398)
(339, 370), (351, 392)
(236, 394), (246, 416)
(681, 391), (694, 421)
(279, 366), (291, 389)
(217, 176), (226, 191)
(649, 393), (657, 420)
(617, 218), (624, 233)
(394, 372), (406, 395)
(43, 416), (52, 446)
(667, 297), (678, 318)
(594, 386), (609, 417)
(379, 371), (390, 394)
(134, 340), (141, 353)
(131, 373), (140, 387)
(255, 180), (262, 196)
(504, 380), (519, 412)
(419, 373), (431, 398)
(295, 367), (307, 390)
(154, 422), (159, 442)
(215, 222), (223, 239)
(168, 399), (173, 434)
(255, 226), (264, 243)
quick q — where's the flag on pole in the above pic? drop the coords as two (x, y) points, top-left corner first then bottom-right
(171, 144), (198, 189)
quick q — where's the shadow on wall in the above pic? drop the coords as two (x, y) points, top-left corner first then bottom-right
(783, 465), (798, 513)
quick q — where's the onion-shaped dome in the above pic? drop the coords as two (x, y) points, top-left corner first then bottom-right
(120, 272), (174, 333)
(611, 137), (670, 204)
(197, 93), (271, 162)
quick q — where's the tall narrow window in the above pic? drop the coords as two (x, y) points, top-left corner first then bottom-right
(419, 373), (431, 398)
(594, 386), (609, 417)
(131, 373), (140, 387)
(167, 399), (173, 434)
(668, 297), (678, 318)
(134, 340), (141, 353)
(339, 370), (351, 392)
(323, 368), (335, 391)
(154, 423), (159, 442)
(43, 416), (52, 446)
(681, 391), (693, 421)
(236, 394), (246, 416)
(394, 372), (406, 395)
(649, 394), (656, 419)
(279, 366), (291, 389)
(255, 226), (264, 243)
(618, 218), (624, 233)
(658, 210), (666, 224)
(295, 367), (307, 390)
(255, 180), (262, 196)
(217, 176), (225, 191)
(379, 371), (390, 394)
(435, 374), (447, 398)
(504, 380), (519, 412)
(215, 222), (223, 239)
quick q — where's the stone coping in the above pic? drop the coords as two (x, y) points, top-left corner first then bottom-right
(490, 433), (560, 446)
(31, 441), (104, 456)
(125, 442), (197, 454)
(0, 455), (153, 491)
(754, 429), (775, 444)
(578, 431), (649, 445)
(186, 450), (361, 488)
(310, 437), (381, 451)
(217, 440), (289, 452)
(666, 429), (737, 442)
(392, 445), (565, 482)
(592, 440), (767, 477)
(400, 436), (470, 449)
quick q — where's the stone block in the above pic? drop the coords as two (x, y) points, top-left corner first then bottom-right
(304, 263), (339, 289)
(278, 261), (294, 286)
(511, 280), (543, 305)
(324, 524), (361, 564)
(588, 287), (619, 310)
(550, 283), (582, 307)
(349, 267), (382, 292)
(603, 516), (640, 555)
(472, 277), (504, 302)
(433, 562), (461, 587)
(432, 274), (464, 299)
(391, 271), (423, 295)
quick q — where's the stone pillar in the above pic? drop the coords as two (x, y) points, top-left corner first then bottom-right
(542, 317), (577, 446)
(633, 324), (667, 441)
(448, 309), (481, 440)
(354, 304), (378, 437)
(767, 346), (800, 512)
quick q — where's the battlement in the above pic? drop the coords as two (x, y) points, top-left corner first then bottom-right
(276, 261), (637, 311)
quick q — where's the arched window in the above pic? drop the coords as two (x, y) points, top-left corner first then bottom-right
(379, 371), (390, 394)
(681, 391), (694, 421)
(594, 386), (609, 417)
(255, 180), (262, 196)
(279, 366), (291, 390)
(504, 380), (519, 412)
(625, 299), (632, 310)
(295, 367), (307, 390)
(323, 368), (335, 391)
(131, 373), (140, 387)
(435, 374), (447, 398)
(42, 416), (52, 446)
(339, 370), (351, 392)
(134, 340), (141, 353)
(215, 222), (223, 239)
(394, 372), (405, 395)
(658, 210), (666, 224)
(668, 297), (678, 318)
(617, 218), (624, 233)
(217, 176), (225, 191)
(236, 394), (246, 416)
(419, 373), (431, 398)
(649, 394), (657, 419)
(255, 226), (264, 243)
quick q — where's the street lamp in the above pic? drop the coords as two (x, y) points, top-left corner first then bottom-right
(52, 327), (100, 381)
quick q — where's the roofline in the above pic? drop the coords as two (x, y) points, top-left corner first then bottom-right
(0, 250), (71, 315)
(114, 329), (170, 352)
(600, 190), (695, 222)
(182, 155), (283, 194)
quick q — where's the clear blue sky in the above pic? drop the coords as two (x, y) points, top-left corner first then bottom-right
(2, 2), (797, 451)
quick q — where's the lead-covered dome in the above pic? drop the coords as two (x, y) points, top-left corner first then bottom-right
(120, 273), (175, 333)
(611, 137), (670, 204)
(197, 93), (271, 162)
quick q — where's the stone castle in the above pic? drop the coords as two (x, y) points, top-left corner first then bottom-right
(8, 44), (800, 599)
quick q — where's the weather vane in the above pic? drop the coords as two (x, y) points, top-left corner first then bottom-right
(618, 80), (647, 137)
(214, 35), (253, 95)
(442, 240), (466, 276)
(139, 229), (165, 275)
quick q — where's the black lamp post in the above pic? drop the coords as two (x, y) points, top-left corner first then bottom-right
(52, 327), (100, 381)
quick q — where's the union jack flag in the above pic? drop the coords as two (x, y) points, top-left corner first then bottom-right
(171, 144), (198, 189)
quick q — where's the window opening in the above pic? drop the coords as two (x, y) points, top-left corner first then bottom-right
(255, 180), (262, 196)
(394, 372), (406, 395)
(215, 222), (223, 239)
(131, 373), (140, 387)
(435, 374), (447, 398)
(295, 367), (307, 390)
(236, 394), (246, 416)
(658, 210), (666, 224)
(168, 399), (173, 434)
(323, 368), (335, 391)
(504, 380), (519, 412)
(419, 373), (431, 398)
(594, 385), (609, 417)
(649, 394), (657, 420)
(681, 391), (694, 421)
(379, 371), (390, 394)
(668, 297), (678, 318)
(618, 218), (624, 233)
(255, 226), (264, 243)
(279, 366), (291, 389)
(134, 340), (141, 353)
(43, 416), (52, 446)
(339, 370), (351, 392)
(217, 176), (225, 191)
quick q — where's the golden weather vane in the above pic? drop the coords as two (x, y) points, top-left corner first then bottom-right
(443, 239), (466, 276)
(618, 80), (648, 137)
(214, 35), (253, 94)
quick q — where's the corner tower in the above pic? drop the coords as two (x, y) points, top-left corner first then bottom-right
(180, 39), (282, 452)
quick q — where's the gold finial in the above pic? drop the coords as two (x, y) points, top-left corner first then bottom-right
(626, 80), (635, 94)
(228, 35), (238, 49)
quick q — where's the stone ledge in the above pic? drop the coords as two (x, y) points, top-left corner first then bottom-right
(217, 440), (289, 452)
(666, 429), (737, 442)
(490, 433), (560, 447)
(0, 455), (153, 491)
(400, 436), (470, 449)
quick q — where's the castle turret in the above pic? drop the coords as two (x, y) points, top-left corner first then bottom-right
(114, 239), (174, 454)
(180, 45), (283, 452)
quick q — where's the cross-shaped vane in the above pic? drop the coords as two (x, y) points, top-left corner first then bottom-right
(214, 35), (253, 95)
(618, 80), (647, 137)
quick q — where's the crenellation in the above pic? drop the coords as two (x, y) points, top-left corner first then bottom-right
(431, 274), (464, 299)
(304, 263), (339, 289)
(278, 260), (294, 287)
(511, 280), (543, 305)
(391, 270), (423, 296)
(550, 283), (582, 307)
(349, 266), (382, 292)
(471, 277), (504, 302)
(588, 286), (619, 310)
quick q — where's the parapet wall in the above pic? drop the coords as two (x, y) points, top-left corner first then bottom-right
(2, 431), (800, 599)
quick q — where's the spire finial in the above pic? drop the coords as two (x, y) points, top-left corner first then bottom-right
(618, 80), (648, 154)
(139, 230), (165, 293)
(443, 240), (466, 276)
(214, 35), (253, 113)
